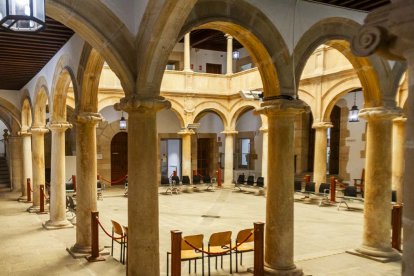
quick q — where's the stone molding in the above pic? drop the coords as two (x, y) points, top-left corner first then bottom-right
(258, 98), (307, 117)
(116, 95), (171, 114)
(358, 107), (402, 121)
(259, 126), (268, 133)
(48, 122), (73, 132)
(312, 121), (333, 129)
(75, 112), (103, 125)
(177, 129), (195, 136)
(18, 130), (31, 136)
(30, 126), (49, 134)
(393, 116), (407, 125)
(221, 130), (238, 135)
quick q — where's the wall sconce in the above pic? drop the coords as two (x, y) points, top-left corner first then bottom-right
(348, 91), (360, 122)
(119, 112), (127, 131)
(232, 49), (240, 60)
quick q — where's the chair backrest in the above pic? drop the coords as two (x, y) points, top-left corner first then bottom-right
(66, 182), (74, 191)
(171, 176), (180, 184)
(122, 225), (128, 241)
(344, 186), (357, 197)
(68, 196), (76, 210)
(294, 180), (302, 192)
(361, 168), (365, 181)
(97, 181), (102, 189)
(182, 175), (190, 184)
(237, 174), (245, 184)
(182, 234), (203, 251)
(111, 220), (124, 236)
(161, 176), (170, 185)
(203, 175), (211, 183)
(247, 175), (255, 185)
(236, 228), (254, 244)
(319, 183), (330, 193)
(256, 177), (264, 187)
(305, 182), (315, 192)
(209, 231), (232, 247)
(193, 175), (201, 184)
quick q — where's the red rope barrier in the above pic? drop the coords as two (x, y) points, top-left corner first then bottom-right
(182, 231), (253, 255)
(100, 175), (127, 184)
(95, 216), (127, 240)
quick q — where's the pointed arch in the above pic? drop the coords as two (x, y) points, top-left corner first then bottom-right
(33, 76), (51, 127)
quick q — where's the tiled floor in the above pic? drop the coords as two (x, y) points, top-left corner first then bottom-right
(0, 186), (402, 275)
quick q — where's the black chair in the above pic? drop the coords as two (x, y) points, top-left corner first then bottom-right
(344, 186), (357, 197)
(237, 174), (246, 184)
(161, 176), (170, 185)
(182, 176), (191, 185)
(319, 183), (330, 194)
(294, 180), (302, 192)
(203, 175), (211, 184)
(193, 175), (201, 184)
(256, 177), (264, 188)
(171, 175), (180, 184)
(246, 175), (255, 186)
(305, 182), (316, 193)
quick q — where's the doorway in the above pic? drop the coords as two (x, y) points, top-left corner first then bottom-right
(328, 105), (341, 174)
(160, 139), (182, 179)
(197, 138), (214, 176)
(111, 132), (128, 184)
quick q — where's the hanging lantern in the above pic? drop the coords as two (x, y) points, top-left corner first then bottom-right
(119, 112), (127, 131)
(0, 0), (45, 32)
(232, 49), (240, 60)
(348, 91), (360, 122)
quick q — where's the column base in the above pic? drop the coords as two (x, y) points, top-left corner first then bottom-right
(43, 219), (74, 230)
(18, 195), (28, 202)
(67, 243), (109, 259)
(348, 245), (401, 263)
(264, 264), (304, 276)
(27, 205), (40, 213)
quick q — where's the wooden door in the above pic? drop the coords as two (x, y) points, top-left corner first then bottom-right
(206, 63), (222, 74)
(329, 105), (341, 174)
(197, 138), (212, 176)
(307, 116), (315, 172)
(111, 132), (128, 185)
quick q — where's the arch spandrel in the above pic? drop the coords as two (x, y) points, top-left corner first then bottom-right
(297, 88), (316, 120)
(294, 17), (391, 108)
(33, 76), (51, 127)
(21, 97), (33, 131)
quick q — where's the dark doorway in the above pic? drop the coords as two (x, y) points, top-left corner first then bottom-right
(307, 115), (315, 172)
(329, 105), (341, 174)
(111, 132), (128, 185)
(197, 138), (214, 176)
(206, 63), (222, 74)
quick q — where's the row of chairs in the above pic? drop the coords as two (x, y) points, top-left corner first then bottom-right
(161, 175), (214, 185)
(167, 228), (254, 275)
(111, 220), (128, 264)
(236, 174), (264, 190)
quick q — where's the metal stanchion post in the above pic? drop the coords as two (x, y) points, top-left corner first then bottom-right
(87, 211), (105, 262)
(26, 178), (32, 202)
(171, 230), (182, 276)
(39, 185), (46, 214)
(254, 222), (264, 276)
(391, 204), (403, 251)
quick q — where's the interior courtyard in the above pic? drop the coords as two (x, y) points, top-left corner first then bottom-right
(0, 0), (413, 275)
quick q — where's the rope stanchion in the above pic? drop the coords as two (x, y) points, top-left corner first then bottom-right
(253, 222), (264, 276)
(26, 178), (32, 203)
(95, 216), (127, 240)
(171, 230), (182, 276)
(38, 185), (48, 214)
(86, 211), (105, 262)
(100, 174), (127, 185)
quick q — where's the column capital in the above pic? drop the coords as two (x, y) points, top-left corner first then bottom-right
(259, 127), (268, 133)
(393, 116), (407, 125)
(312, 121), (333, 129)
(221, 130), (238, 135)
(75, 112), (103, 125)
(177, 129), (195, 136)
(30, 126), (49, 134)
(359, 107), (402, 121)
(48, 121), (73, 132)
(115, 95), (171, 113)
(257, 98), (307, 117)
(225, 34), (233, 40)
(18, 130), (31, 136)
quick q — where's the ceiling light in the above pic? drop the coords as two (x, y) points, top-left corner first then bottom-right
(0, 0), (45, 32)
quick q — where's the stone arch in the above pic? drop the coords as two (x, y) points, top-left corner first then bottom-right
(322, 77), (362, 121)
(229, 102), (261, 130)
(47, 0), (136, 95)
(98, 94), (124, 112)
(193, 101), (228, 129)
(298, 88), (316, 121)
(165, 98), (185, 129)
(51, 55), (78, 122)
(390, 62), (407, 108)
(33, 76), (50, 127)
(0, 97), (21, 134)
(21, 96), (33, 132)
(178, 0), (291, 97)
(294, 17), (391, 107)
(77, 43), (105, 113)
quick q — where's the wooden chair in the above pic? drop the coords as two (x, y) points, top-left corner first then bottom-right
(234, 228), (254, 272)
(122, 225), (128, 265)
(166, 234), (204, 276)
(111, 220), (126, 263)
(207, 231), (232, 275)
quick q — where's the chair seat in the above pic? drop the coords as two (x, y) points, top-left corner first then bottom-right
(236, 243), (254, 253)
(181, 249), (203, 260)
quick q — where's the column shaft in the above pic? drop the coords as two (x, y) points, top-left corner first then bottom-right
(313, 123), (332, 191)
(8, 136), (22, 192)
(179, 130), (193, 177)
(223, 131), (237, 187)
(30, 128), (47, 209)
(356, 108), (400, 260)
(226, 34), (233, 75)
(44, 123), (72, 229)
(260, 128), (268, 187)
(72, 113), (101, 252)
(20, 133), (32, 200)
(183, 33), (192, 72)
(392, 117), (406, 203)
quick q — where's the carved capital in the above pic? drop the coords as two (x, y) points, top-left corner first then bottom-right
(48, 122), (73, 132)
(75, 112), (103, 125)
(30, 126), (49, 134)
(393, 116), (407, 125)
(178, 129), (195, 136)
(312, 121), (333, 129)
(115, 95), (171, 114)
(259, 127), (268, 133)
(18, 130), (31, 137)
(221, 130), (238, 136)
(351, 25), (388, 57)
(257, 99), (307, 117)
(359, 107), (402, 121)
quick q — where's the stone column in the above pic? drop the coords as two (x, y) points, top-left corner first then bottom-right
(258, 99), (304, 276)
(8, 135), (22, 192)
(260, 126), (268, 187)
(29, 126), (49, 211)
(19, 130), (32, 201)
(44, 122), (73, 229)
(312, 122), (332, 192)
(70, 113), (102, 254)
(392, 116), (406, 203)
(225, 34), (233, 75)
(355, 107), (401, 261)
(183, 33), (192, 72)
(222, 130), (237, 187)
(118, 95), (170, 276)
(178, 129), (194, 177)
